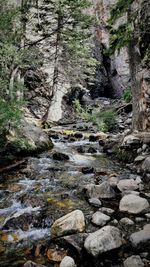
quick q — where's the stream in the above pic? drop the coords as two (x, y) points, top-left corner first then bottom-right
(0, 125), (149, 267)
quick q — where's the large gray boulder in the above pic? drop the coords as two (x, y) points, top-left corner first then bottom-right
(84, 226), (123, 257)
(7, 118), (53, 154)
(130, 224), (150, 248)
(84, 181), (116, 199)
(142, 156), (150, 172)
(117, 179), (139, 192)
(51, 210), (85, 238)
(124, 255), (144, 267)
(119, 194), (149, 214)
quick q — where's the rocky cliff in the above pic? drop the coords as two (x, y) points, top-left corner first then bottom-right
(93, 0), (131, 98)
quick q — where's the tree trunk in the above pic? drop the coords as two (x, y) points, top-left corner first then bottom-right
(43, 7), (63, 122)
(128, 0), (150, 131)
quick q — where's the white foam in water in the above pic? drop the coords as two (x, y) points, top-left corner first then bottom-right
(0, 201), (22, 215)
(5, 228), (50, 242)
(1, 204), (41, 229)
(70, 153), (95, 165)
(16, 228), (50, 241)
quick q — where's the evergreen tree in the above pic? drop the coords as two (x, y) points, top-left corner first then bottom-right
(26, 0), (96, 121)
(0, 0), (40, 137)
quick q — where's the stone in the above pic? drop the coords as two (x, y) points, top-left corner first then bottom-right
(119, 194), (149, 214)
(60, 256), (76, 267)
(51, 210), (85, 238)
(120, 217), (134, 225)
(99, 207), (115, 216)
(84, 182), (116, 199)
(89, 198), (102, 208)
(7, 118), (53, 155)
(134, 155), (145, 162)
(24, 261), (46, 267)
(82, 167), (95, 174)
(59, 233), (88, 254)
(122, 135), (141, 146)
(47, 248), (67, 262)
(142, 157), (150, 172)
(88, 147), (97, 154)
(109, 176), (119, 188)
(130, 224), (150, 248)
(117, 179), (139, 192)
(53, 152), (69, 161)
(92, 211), (110, 227)
(73, 132), (83, 139)
(124, 255), (144, 267)
(84, 226), (123, 257)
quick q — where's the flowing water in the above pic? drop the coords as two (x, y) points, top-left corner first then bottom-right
(0, 127), (130, 266)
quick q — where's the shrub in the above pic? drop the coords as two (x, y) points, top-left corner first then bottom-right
(123, 87), (132, 103)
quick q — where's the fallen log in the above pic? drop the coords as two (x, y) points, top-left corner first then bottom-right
(0, 159), (26, 174)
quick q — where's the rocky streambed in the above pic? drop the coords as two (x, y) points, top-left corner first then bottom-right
(0, 124), (150, 267)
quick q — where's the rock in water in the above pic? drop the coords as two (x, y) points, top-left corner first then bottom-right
(124, 255), (144, 267)
(60, 256), (76, 267)
(53, 152), (69, 161)
(84, 181), (116, 199)
(51, 210), (85, 238)
(119, 194), (149, 214)
(84, 226), (123, 257)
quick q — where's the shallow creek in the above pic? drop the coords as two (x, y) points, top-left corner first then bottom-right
(0, 127), (138, 266)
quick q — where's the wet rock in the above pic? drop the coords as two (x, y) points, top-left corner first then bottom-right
(89, 198), (102, 208)
(92, 211), (110, 226)
(24, 261), (46, 267)
(84, 182), (116, 199)
(77, 146), (85, 154)
(120, 217), (134, 225)
(60, 256), (76, 267)
(82, 167), (95, 174)
(99, 140), (105, 146)
(130, 224), (150, 248)
(89, 135), (98, 142)
(73, 132), (83, 139)
(59, 233), (88, 254)
(88, 147), (97, 154)
(119, 194), (149, 214)
(53, 152), (69, 161)
(20, 194), (45, 207)
(84, 226), (123, 257)
(51, 210), (85, 238)
(117, 179), (139, 192)
(142, 156), (150, 172)
(124, 255), (144, 267)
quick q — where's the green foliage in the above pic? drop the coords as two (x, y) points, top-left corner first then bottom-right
(123, 87), (132, 103)
(108, 0), (134, 25)
(40, 0), (97, 84)
(0, 0), (41, 142)
(108, 23), (133, 54)
(74, 100), (117, 132)
(0, 98), (23, 134)
(107, 0), (134, 54)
